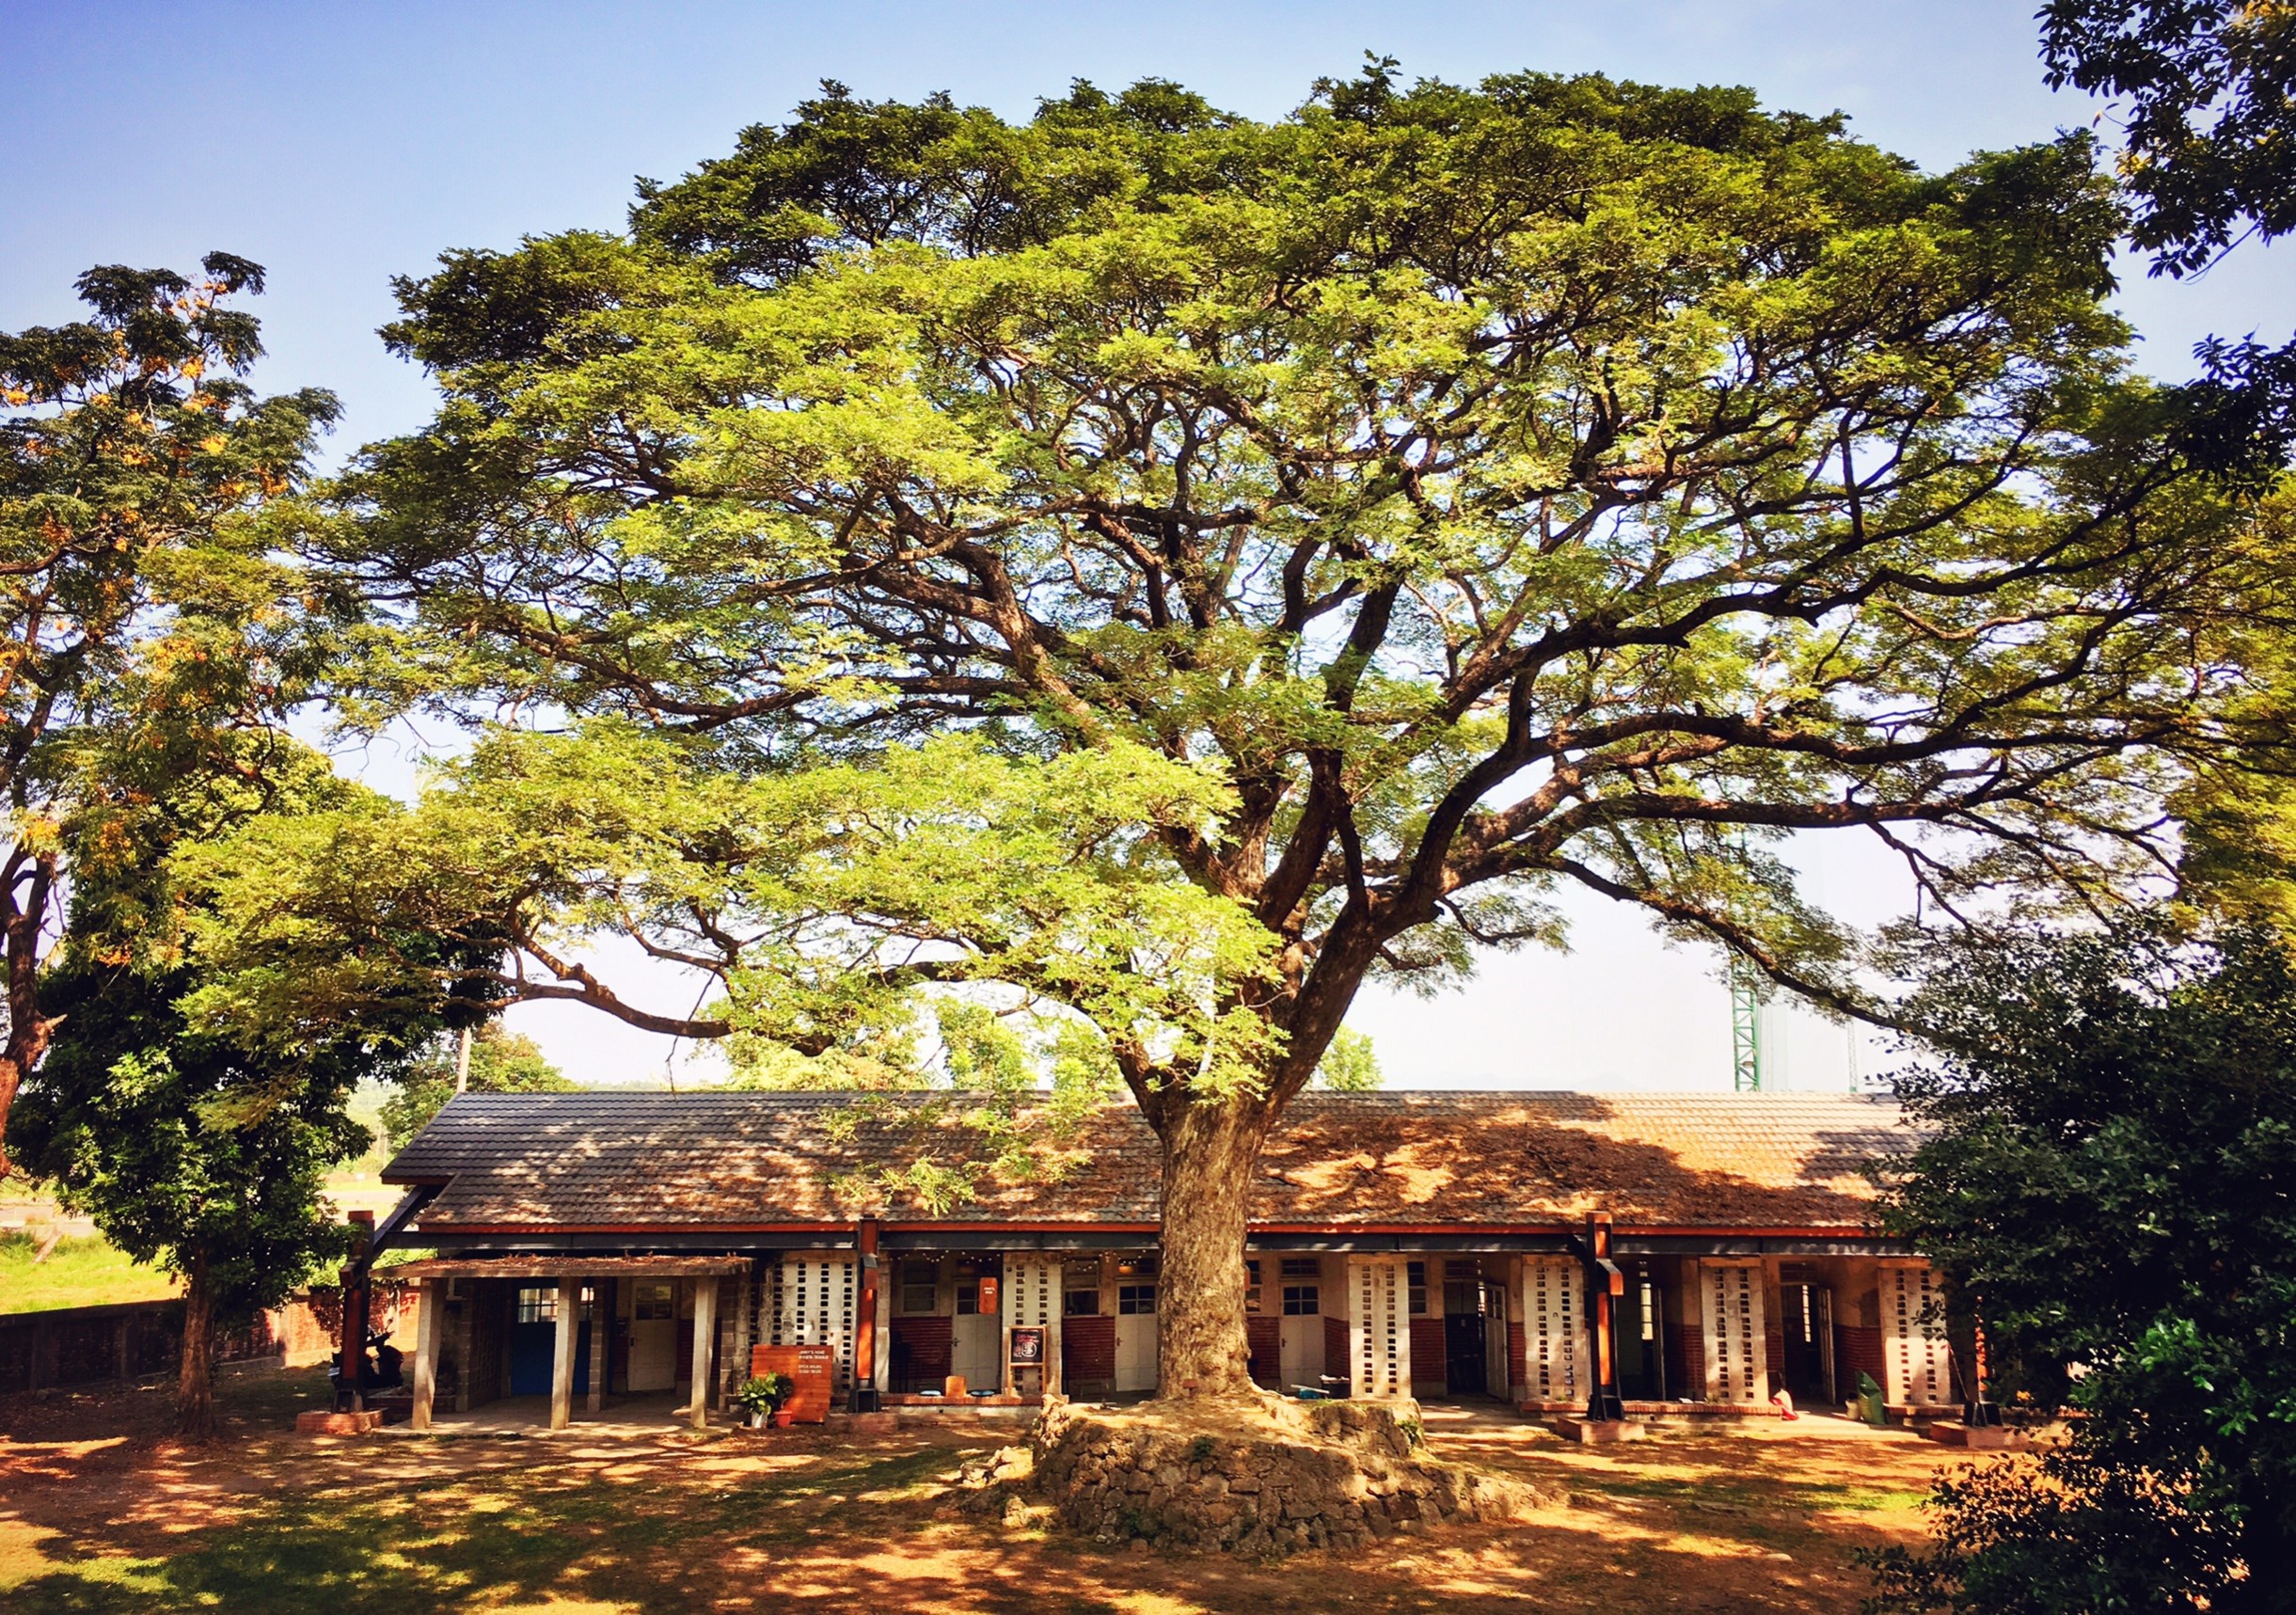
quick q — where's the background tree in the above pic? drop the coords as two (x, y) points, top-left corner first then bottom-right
(377, 1022), (571, 1152)
(11, 732), (424, 1439)
(12, 954), (380, 1438)
(0, 256), (342, 1162)
(1864, 924), (2296, 1612)
(206, 70), (2288, 1402)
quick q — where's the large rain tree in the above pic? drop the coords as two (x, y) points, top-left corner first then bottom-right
(214, 71), (2288, 1401)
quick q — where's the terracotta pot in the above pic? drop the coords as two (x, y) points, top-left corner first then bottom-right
(771, 1408), (797, 1428)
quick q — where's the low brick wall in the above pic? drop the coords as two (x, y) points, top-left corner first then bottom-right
(0, 1302), (279, 1394)
(1244, 1316), (1280, 1389)
(1062, 1314), (1115, 1392)
(0, 1280), (419, 1395)
(1836, 1323), (1886, 1396)
(891, 1315), (953, 1392)
(1670, 1322), (1704, 1398)
(1409, 1317), (1447, 1394)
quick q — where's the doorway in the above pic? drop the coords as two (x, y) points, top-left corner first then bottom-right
(507, 1286), (589, 1398)
(1614, 1262), (1668, 1401)
(1780, 1280), (1834, 1404)
(626, 1279), (677, 1392)
(952, 1259), (1003, 1391)
(1442, 1275), (1485, 1394)
(1115, 1272), (1159, 1392)
(1277, 1258), (1322, 1387)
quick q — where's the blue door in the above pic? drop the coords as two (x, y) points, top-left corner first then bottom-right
(509, 1287), (590, 1396)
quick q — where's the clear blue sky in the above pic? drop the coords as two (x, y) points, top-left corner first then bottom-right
(5, 1), (2288, 1090)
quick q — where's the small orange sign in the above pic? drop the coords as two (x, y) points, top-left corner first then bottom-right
(750, 1343), (836, 1424)
(978, 1275), (1000, 1314)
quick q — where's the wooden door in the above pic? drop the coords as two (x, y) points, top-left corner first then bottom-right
(1482, 1281), (1511, 1399)
(1114, 1280), (1158, 1391)
(1277, 1259), (1321, 1387)
(626, 1279), (677, 1392)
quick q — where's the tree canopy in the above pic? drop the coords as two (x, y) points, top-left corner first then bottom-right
(0, 256), (343, 1163)
(187, 67), (2295, 1396)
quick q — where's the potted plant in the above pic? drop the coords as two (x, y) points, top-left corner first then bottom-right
(734, 1372), (795, 1430)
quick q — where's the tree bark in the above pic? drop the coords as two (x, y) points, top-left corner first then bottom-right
(0, 847), (59, 1174)
(1152, 1098), (1274, 1402)
(176, 1252), (216, 1441)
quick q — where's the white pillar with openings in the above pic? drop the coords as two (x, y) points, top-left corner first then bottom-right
(770, 1255), (859, 1393)
(1701, 1260), (1767, 1404)
(1520, 1257), (1586, 1405)
(1344, 1255), (1409, 1399)
(1881, 1262), (1954, 1408)
(998, 1254), (1062, 1396)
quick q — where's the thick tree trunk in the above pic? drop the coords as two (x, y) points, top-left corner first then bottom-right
(1153, 1099), (1274, 1402)
(177, 1253), (216, 1441)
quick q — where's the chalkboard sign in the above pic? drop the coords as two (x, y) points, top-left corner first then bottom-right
(750, 1343), (836, 1424)
(1009, 1326), (1044, 1366)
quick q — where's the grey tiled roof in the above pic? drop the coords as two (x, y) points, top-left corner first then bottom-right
(388, 1089), (1910, 1234)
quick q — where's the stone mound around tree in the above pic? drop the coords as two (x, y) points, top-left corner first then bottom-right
(957, 1397), (1563, 1555)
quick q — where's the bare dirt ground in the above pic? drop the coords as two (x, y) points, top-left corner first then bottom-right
(0, 1366), (1958, 1612)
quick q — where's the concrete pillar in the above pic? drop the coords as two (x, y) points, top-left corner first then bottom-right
(586, 1279), (610, 1415)
(411, 1277), (442, 1431)
(550, 1277), (577, 1431)
(872, 1271), (892, 1393)
(688, 1279), (717, 1430)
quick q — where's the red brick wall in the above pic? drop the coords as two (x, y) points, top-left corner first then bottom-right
(1322, 1314), (1348, 1385)
(1836, 1324), (1885, 1396)
(1410, 1317), (1448, 1392)
(1508, 1320), (1528, 1398)
(1671, 1323), (1704, 1399)
(1245, 1316), (1280, 1390)
(1063, 1314), (1116, 1389)
(890, 1316), (951, 1391)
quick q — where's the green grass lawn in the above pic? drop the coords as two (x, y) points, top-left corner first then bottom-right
(0, 1232), (178, 1315)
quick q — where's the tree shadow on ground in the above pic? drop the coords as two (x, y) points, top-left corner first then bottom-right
(0, 1367), (1951, 1613)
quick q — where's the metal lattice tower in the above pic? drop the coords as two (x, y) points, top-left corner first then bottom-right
(1730, 955), (1765, 1092)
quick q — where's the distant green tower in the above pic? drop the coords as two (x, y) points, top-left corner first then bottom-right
(1730, 955), (1766, 1092)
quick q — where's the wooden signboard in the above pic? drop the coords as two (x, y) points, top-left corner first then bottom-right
(1009, 1326), (1044, 1366)
(750, 1343), (836, 1424)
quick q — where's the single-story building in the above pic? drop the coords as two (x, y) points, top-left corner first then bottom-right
(370, 1089), (1956, 1432)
